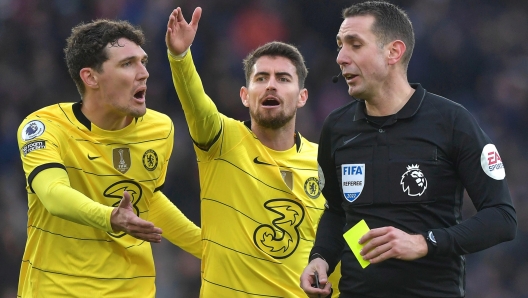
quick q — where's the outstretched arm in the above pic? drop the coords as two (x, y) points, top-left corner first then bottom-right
(32, 168), (162, 243)
(166, 7), (222, 151)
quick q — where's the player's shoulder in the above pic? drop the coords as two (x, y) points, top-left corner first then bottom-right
(141, 109), (172, 125)
(22, 103), (71, 120)
(18, 103), (74, 140)
(298, 134), (319, 154)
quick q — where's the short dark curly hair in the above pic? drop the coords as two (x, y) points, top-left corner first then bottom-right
(64, 19), (145, 96)
(242, 41), (308, 89)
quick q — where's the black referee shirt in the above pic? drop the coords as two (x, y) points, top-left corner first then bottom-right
(312, 84), (516, 297)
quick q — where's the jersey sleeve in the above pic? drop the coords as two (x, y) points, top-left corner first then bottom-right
(32, 168), (114, 232)
(18, 118), (114, 232)
(168, 49), (222, 152)
(148, 191), (202, 258)
(18, 118), (65, 183)
(311, 113), (346, 274)
(431, 107), (517, 256)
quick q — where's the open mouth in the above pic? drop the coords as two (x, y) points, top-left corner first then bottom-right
(343, 74), (357, 81)
(262, 97), (280, 106)
(134, 90), (145, 99)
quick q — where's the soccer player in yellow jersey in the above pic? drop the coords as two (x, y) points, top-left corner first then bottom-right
(16, 19), (201, 297)
(166, 7), (340, 297)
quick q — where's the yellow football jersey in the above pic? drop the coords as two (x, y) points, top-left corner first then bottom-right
(170, 51), (340, 297)
(17, 102), (201, 297)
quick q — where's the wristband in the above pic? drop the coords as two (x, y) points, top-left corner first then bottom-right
(309, 253), (327, 263)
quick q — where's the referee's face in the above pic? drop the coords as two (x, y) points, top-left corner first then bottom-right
(240, 55), (308, 130)
(336, 15), (390, 100)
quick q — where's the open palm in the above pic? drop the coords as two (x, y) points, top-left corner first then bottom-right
(165, 7), (202, 55)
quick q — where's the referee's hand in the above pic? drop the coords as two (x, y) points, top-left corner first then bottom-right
(300, 258), (332, 298)
(110, 191), (163, 243)
(359, 226), (428, 263)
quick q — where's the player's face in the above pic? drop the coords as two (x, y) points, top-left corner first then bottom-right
(336, 15), (389, 99)
(96, 38), (149, 118)
(240, 56), (307, 130)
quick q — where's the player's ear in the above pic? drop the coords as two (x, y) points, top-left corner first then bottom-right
(240, 86), (249, 107)
(80, 68), (99, 89)
(297, 88), (308, 108)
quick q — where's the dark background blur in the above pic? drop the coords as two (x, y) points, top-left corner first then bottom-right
(1, 0), (527, 297)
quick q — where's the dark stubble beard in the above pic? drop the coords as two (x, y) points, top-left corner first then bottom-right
(250, 108), (296, 130)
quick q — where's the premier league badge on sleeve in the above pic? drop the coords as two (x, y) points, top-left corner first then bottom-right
(341, 164), (365, 202)
(21, 120), (45, 141)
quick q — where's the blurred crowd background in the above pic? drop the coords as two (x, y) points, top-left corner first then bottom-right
(1, 0), (527, 297)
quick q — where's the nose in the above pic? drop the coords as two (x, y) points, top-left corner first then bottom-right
(266, 76), (277, 90)
(336, 47), (349, 67)
(138, 63), (149, 81)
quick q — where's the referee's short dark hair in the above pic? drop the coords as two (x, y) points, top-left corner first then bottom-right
(242, 41), (308, 89)
(343, 1), (415, 70)
(64, 19), (145, 96)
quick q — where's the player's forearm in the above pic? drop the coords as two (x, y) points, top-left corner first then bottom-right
(432, 204), (516, 256)
(32, 168), (114, 232)
(168, 49), (221, 146)
(149, 191), (202, 258)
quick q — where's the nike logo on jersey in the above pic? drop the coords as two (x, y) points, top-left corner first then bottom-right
(253, 156), (273, 166)
(88, 154), (101, 160)
(343, 133), (362, 145)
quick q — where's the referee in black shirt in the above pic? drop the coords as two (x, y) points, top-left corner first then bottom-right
(300, 1), (517, 298)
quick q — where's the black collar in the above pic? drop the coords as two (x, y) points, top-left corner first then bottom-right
(72, 101), (92, 131)
(354, 83), (426, 125)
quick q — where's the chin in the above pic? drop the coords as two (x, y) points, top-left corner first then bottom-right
(131, 108), (147, 118)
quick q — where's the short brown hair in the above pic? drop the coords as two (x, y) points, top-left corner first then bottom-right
(242, 41), (308, 88)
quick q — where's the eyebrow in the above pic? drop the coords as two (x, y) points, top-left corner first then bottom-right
(253, 71), (293, 78)
(118, 54), (148, 63)
(336, 33), (362, 43)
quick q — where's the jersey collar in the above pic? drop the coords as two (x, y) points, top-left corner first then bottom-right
(244, 120), (302, 152)
(72, 101), (92, 130)
(354, 83), (426, 125)
(72, 101), (139, 136)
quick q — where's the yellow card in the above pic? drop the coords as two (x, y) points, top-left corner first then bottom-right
(343, 219), (370, 268)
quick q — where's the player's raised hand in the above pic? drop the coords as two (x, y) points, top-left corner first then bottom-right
(165, 7), (202, 56)
(110, 191), (163, 243)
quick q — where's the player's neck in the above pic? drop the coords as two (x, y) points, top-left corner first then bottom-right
(252, 122), (296, 151)
(80, 99), (132, 131)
